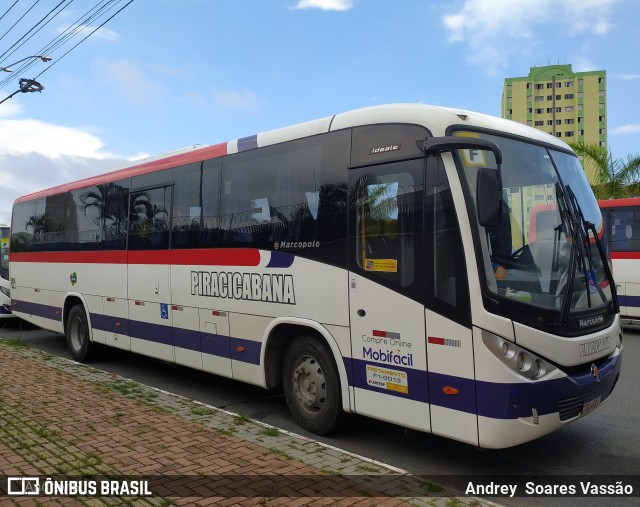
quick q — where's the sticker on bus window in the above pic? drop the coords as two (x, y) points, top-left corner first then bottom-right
(455, 131), (487, 167)
(364, 258), (398, 273)
(366, 364), (408, 394)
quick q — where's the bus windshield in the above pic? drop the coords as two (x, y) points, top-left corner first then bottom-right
(455, 132), (614, 320)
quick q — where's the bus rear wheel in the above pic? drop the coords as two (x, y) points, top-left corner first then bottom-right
(283, 336), (343, 435)
(66, 304), (98, 363)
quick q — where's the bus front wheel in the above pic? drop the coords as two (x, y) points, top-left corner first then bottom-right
(66, 304), (98, 363)
(283, 336), (343, 435)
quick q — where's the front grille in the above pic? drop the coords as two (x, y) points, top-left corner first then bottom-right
(558, 373), (619, 421)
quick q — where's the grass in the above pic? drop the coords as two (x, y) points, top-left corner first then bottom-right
(259, 427), (280, 437)
(190, 406), (216, 416)
(355, 464), (381, 473)
(233, 410), (252, 426)
(3, 337), (30, 348)
(269, 448), (293, 460)
(419, 480), (444, 494)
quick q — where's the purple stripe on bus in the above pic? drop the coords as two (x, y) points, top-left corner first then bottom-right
(175, 326), (204, 352)
(345, 354), (621, 420)
(230, 337), (262, 364)
(619, 295), (640, 308)
(237, 135), (258, 152)
(15, 299), (622, 421)
(201, 331), (229, 357)
(129, 319), (173, 346)
(266, 251), (295, 268)
(92, 313), (131, 336)
(12, 300), (59, 321)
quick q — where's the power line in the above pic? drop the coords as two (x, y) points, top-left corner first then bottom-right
(0, 0), (74, 88)
(0, 0), (22, 25)
(35, 0), (135, 80)
(0, 0), (71, 64)
(0, 0), (135, 92)
(0, 0), (41, 45)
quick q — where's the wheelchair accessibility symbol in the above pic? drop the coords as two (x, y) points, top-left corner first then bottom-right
(160, 304), (169, 319)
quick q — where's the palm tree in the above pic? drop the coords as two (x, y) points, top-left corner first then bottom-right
(25, 214), (46, 235)
(569, 140), (640, 199)
(80, 183), (129, 239)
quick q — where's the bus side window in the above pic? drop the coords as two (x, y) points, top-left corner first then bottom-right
(351, 159), (424, 293)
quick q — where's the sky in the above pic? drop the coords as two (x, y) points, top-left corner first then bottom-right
(0, 0), (639, 225)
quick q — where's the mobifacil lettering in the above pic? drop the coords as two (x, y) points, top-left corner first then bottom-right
(363, 347), (413, 367)
(191, 271), (296, 305)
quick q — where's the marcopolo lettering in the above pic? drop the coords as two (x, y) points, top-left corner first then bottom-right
(579, 315), (604, 329)
(363, 347), (413, 367)
(579, 336), (611, 358)
(191, 271), (296, 304)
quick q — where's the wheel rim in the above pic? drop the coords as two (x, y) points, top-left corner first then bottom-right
(291, 354), (326, 415)
(69, 315), (83, 352)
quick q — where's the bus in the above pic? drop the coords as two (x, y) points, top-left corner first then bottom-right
(599, 197), (640, 326)
(0, 225), (13, 318)
(10, 103), (622, 448)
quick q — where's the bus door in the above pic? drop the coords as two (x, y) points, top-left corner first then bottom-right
(348, 158), (431, 432)
(127, 184), (174, 362)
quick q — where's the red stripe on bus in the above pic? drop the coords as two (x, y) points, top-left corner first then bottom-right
(610, 251), (640, 260)
(598, 197), (640, 208)
(10, 248), (262, 266)
(10, 251), (128, 264)
(428, 337), (445, 345)
(169, 249), (261, 266)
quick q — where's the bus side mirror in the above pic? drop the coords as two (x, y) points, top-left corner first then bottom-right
(477, 167), (502, 228)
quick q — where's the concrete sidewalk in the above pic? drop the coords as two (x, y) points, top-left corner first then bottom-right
(0, 337), (498, 507)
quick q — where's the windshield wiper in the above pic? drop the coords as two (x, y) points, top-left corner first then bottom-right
(565, 186), (619, 314)
(555, 183), (579, 324)
(566, 186), (595, 308)
(581, 219), (620, 315)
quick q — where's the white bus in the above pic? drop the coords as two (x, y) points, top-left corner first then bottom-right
(599, 197), (640, 326)
(10, 104), (622, 448)
(0, 225), (14, 318)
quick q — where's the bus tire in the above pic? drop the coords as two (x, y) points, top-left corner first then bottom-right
(66, 304), (97, 363)
(283, 335), (343, 435)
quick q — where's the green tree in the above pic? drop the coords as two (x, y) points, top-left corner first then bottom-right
(569, 140), (640, 199)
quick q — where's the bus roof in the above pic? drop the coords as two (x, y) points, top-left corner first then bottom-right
(598, 197), (640, 208)
(14, 103), (570, 204)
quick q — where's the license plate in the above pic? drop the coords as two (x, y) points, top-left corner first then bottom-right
(582, 396), (601, 415)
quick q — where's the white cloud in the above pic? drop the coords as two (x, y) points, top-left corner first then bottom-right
(612, 74), (640, 80)
(293, 0), (354, 11)
(99, 59), (164, 107)
(0, 112), (128, 225)
(442, 0), (620, 72)
(57, 24), (120, 42)
(0, 119), (108, 159)
(0, 97), (23, 118)
(213, 89), (260, 111)
(610, 124), (640, 135)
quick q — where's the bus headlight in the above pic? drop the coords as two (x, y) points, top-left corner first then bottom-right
(0, 286), (9, 298)
(483, 332), (556, 380)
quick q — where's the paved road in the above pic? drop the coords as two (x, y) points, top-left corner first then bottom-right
(2, 319), (638, 506)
